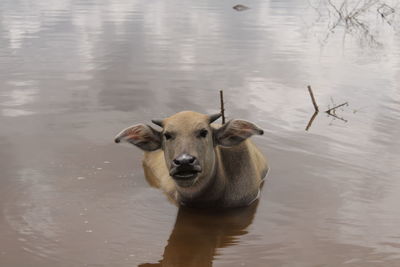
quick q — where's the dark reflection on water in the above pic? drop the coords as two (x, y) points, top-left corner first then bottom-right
(140, 202), (258, 267)
(0, 0), (400, 266)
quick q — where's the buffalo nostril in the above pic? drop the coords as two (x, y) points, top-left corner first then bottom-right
(173, 154), (197, 166)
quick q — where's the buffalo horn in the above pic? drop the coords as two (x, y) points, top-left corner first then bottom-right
(151, 119), (163, 127)
(209, 113), (222, 123)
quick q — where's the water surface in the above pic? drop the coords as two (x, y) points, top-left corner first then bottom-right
(1, 0), (399, 266)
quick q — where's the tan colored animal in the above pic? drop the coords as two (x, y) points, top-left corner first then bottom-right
(115, 111), (268, 208)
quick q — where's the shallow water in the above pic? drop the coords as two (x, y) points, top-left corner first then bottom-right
(0, 0), (399, 266)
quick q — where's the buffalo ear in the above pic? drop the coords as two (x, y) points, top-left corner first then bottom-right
(114, 124), (161, 151)
(214, 119), (264, 147)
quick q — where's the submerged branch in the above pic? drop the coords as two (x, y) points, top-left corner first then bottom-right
(306, 111), (319, 131)
(305, 85), (349, 131)
(315, 0), (394, 47)
(326, 102), (349, 114)
(327, 112), (348, 123)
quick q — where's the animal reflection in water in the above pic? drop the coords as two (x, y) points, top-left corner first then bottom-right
(139, 201), (259, 267)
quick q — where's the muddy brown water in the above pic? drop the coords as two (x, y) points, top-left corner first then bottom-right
(1, 0), (399, 266)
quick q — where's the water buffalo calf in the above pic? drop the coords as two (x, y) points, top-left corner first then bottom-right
(115, 111), (268, 208)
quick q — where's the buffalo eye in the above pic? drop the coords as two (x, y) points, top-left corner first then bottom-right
(198, 129), (208, 138)
(164, 132), (172, 140)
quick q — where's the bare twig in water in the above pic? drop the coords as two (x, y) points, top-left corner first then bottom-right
(305, 86), (350, 131)
(305, 85), (319, 131)
(219, 90), (226, 124)
(377, 3), (396, 25)
(327, 112), (348, 123)
(306, 111), (319, 131)
(314, 0), (393, 47)
(325, 102), (349, 114)
(307, 85), (319, 112)
(325, 98), (349, 122)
